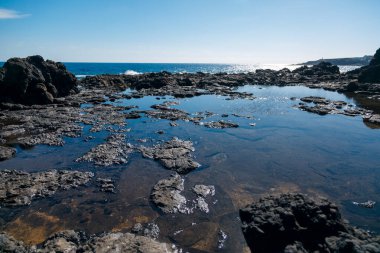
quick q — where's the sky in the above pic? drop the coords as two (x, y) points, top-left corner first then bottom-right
(0, 0), (379, 64)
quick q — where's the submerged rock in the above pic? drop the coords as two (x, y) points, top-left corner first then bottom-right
(0, 146), (16, 161)
(0, 169), (93, 207)
(76, 134), (133, 166)
(240, 193), (380, 253)
(139, 137), (200, 174)
(96, 178), (115, 193)
(17, 132), (65, 147)
(0, 230), (176, 253)
(352, 200), (376, 209)
(192, 184), (215, 198)
(151, 174), (188, 214)
(194, 196), (210, 213)
(131, 223), (160, 239)
(201, 120), (239, 129)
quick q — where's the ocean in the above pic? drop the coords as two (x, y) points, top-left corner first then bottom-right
(0, 62), (360, 78)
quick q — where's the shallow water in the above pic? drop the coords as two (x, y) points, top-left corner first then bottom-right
(0, 85), (379, 251)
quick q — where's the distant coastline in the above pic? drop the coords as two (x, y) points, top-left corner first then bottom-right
(297, 55), (373, 66)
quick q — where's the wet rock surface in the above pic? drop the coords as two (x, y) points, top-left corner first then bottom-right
(0, 146), (16, 161)
(0, 169), (93, 207)
(0, 55), (77, 105)
(240, 193), (380, 253)
(139, 137), (200, 174)
(201, 120), (239, 129)
(151, 175), (217, 215)
(296, 96), (380, 126)
(353, 200), (376, 209)
(0, 230), (176, 253)
(131, 223), (160, 239)
(76, 134), (133, 166)
(192, 184), (215, 198)
(151, 173), (187, 214)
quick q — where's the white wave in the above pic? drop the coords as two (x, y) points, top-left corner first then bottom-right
(124, 70), (142, 75)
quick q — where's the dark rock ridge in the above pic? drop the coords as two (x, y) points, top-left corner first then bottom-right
(240, 193), (380, 253)
(0, 169), (93, 207)
(0, 230), (176, 252)
(80, 62), (346, 93)
(0, 55), (77, 105)
(79, 49), (380, 97)
(357, 48), (380, 83)
(299, 55), (373, 66)
(139, 137), (200, 174)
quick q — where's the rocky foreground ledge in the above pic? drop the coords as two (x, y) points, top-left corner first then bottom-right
(0, 230), (177, 253)
(240, 193), (380, 253)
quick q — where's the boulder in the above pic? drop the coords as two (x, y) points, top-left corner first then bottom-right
(354, 48), (380, 83)
(0, 55), (77, 105)
(240, 193), (380, 253)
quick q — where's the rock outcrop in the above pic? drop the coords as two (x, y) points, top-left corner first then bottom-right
(139, 137), (200, 174)
(0, 55), (77, 105)
(151, 173), (188, 214)
(240, 193), (380, 253)
(75, 134), (133, 166)
(358, 48), (380, 83)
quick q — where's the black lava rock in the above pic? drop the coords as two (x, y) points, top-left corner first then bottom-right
(0, 55), (77, 105)
(240, 193), (380, 253)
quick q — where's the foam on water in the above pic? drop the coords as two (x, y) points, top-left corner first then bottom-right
(124, 70), (142, 75)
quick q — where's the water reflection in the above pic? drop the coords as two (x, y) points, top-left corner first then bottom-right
(0, 85), (379, 251)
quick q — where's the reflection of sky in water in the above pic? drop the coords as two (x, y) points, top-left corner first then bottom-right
(0, 85), (379, 250)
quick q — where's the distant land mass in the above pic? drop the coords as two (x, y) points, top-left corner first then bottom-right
(298, 55), (373, 66)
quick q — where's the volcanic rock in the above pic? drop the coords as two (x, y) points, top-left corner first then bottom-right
(0, 169), (93, 207)
(0, 146), (16, 161)
(0, 55), (77, 105)
(151, 173), (188, 214)
(0, 230), (175, 253)
(139, 137), (200, 174)
(240, 193), (380, 253)
(358, 48), (380, 83)
(76, 134), (133, 166)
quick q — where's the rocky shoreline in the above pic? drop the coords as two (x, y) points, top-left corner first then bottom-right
(0, 50), (380, 252)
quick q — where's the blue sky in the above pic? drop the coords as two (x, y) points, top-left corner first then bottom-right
(1, 0), (379, 63)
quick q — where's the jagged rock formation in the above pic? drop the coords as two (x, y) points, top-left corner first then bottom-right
(0, 55), (77, 104)
(240, 193), (380, 253)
